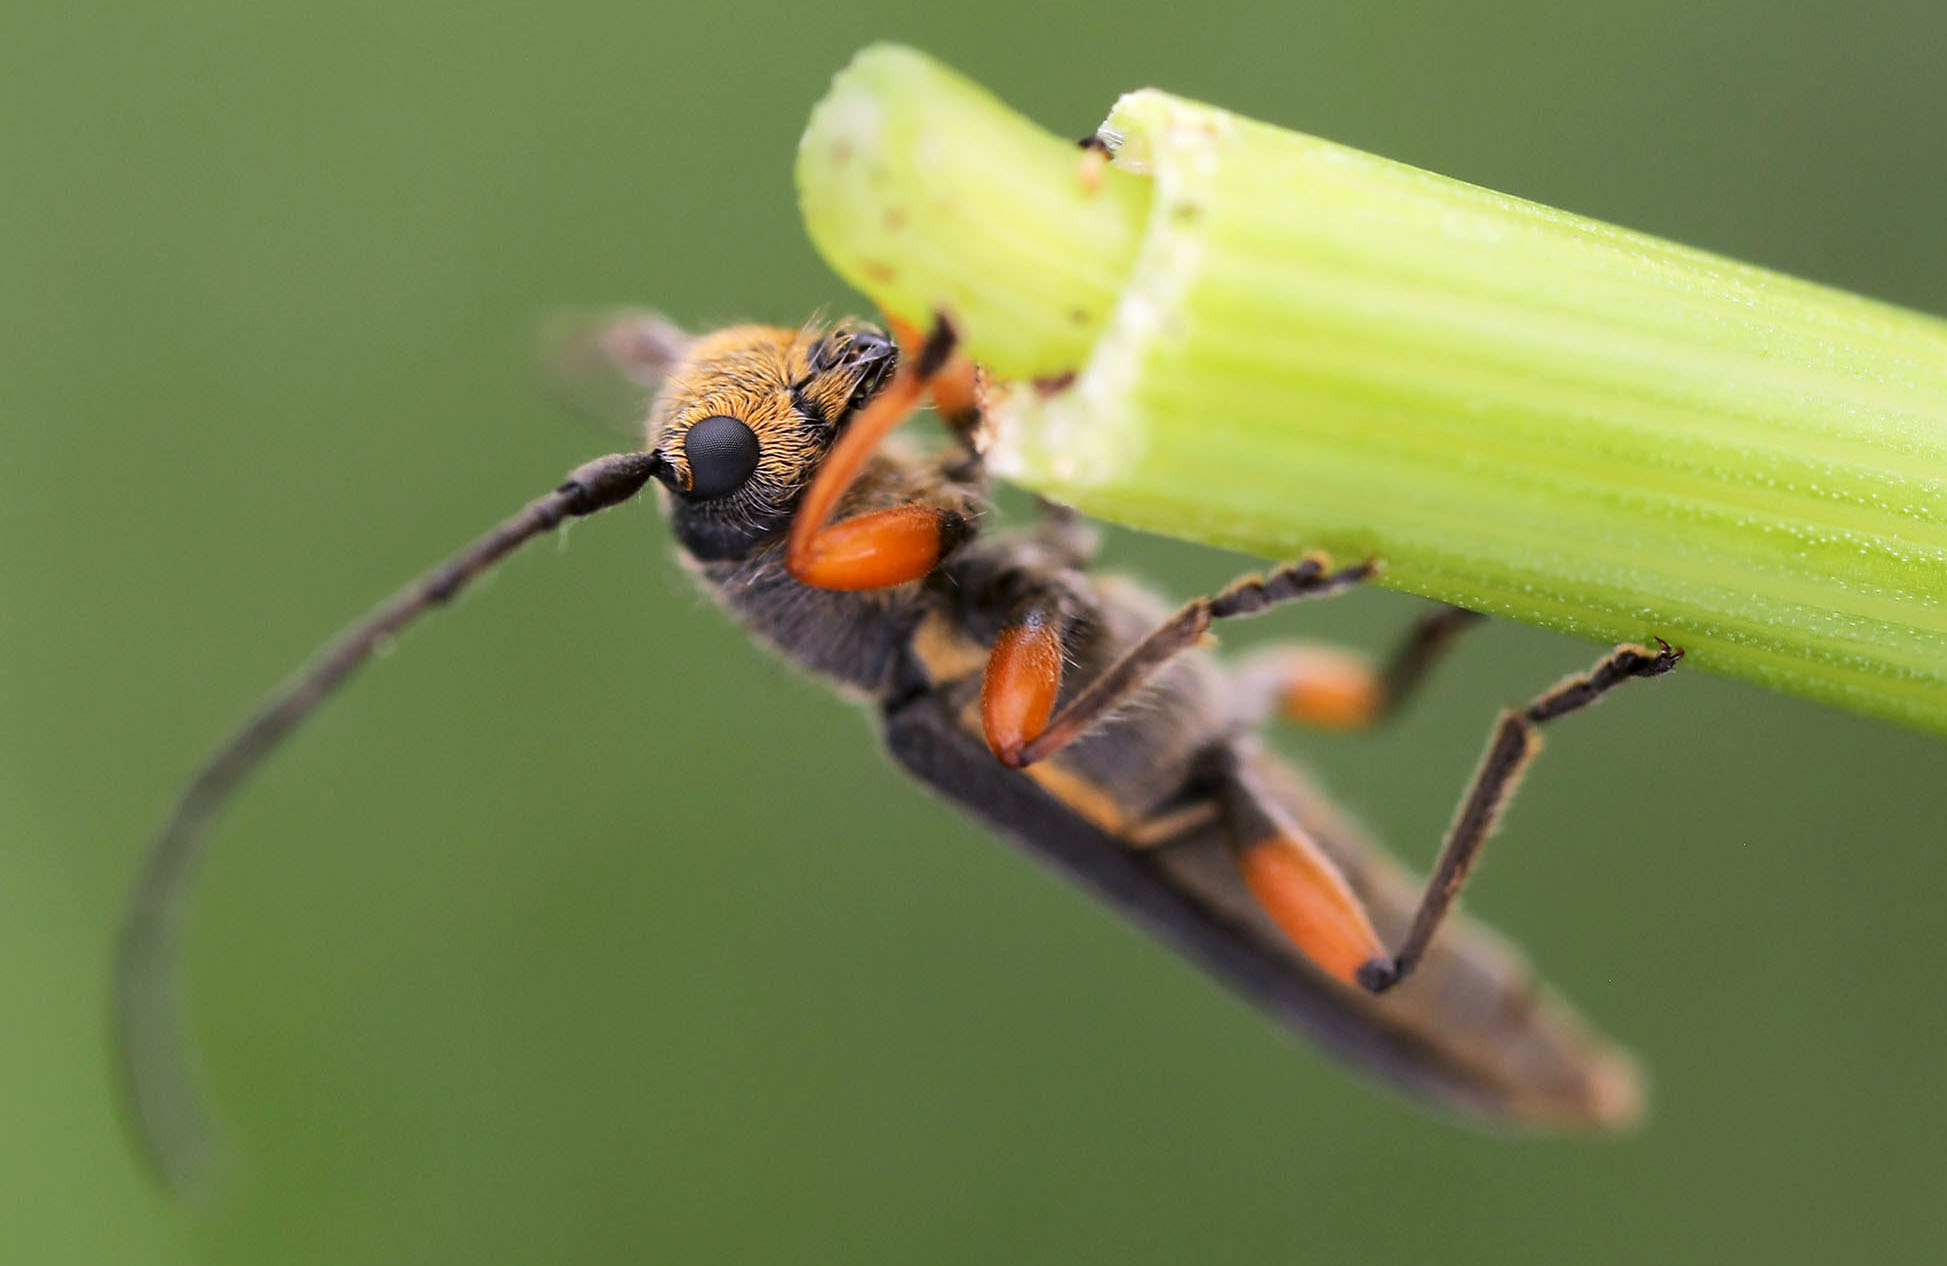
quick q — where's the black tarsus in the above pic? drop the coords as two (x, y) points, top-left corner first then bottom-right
(1362, 637), (1683, 993)
(1375, 605), (1486, 723)
(114, 450), (662, 1192)
(913, 314), (959, 380)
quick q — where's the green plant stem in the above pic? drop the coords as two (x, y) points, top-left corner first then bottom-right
(798, 44), (1947, 735)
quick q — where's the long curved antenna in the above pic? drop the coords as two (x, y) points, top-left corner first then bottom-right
(114, 450), (665, 1193)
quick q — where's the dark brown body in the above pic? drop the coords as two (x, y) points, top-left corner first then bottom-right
(118, 315), (1652, 1193)
(683, 439), (1639, 1130)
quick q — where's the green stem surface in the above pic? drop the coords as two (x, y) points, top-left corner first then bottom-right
(798, 44), (1947, 734)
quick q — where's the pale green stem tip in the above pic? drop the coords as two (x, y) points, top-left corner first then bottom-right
(799, 43), (1947, 736)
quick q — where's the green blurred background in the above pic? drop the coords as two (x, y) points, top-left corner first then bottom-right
(7, 2), (1947, 1261)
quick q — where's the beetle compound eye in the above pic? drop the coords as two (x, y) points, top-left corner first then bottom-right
(683, 414), (761, 499)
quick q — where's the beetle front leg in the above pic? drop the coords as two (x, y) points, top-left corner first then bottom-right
(787, 502), (972, 592)
(886, 315), (983, 443)
(786, 316), (968, 591)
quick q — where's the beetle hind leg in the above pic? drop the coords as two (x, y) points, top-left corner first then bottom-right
(1206, 750), (1389, 988)
(1361, 637), (1683, 994)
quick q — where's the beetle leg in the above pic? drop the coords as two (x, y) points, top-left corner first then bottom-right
(1360, 638), (1683, 994)
(786, 317), (969, 591)
(1213, 755), (1388, 987)
(980, 601), (1067, 766)
(1229, 604), (1484, 731)
(998, 554), (1374, 769)
(886, 315), (983, 442)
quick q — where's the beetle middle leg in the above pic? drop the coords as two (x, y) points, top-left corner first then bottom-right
(1359, 637), (1683, 994)
(1228, 604), (1485, 731)
(983, 555), (1376, 767)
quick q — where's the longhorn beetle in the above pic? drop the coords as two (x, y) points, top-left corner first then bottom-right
(117, 310), (1680, 1189)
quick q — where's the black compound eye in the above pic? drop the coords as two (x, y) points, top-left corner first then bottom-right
(682, 415), (760, 499)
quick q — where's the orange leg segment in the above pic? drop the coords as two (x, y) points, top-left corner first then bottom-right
(1212, 757), (1388, 988)
(1272, 647), (1383, 730)
(1009, 557), (1375, 770)
(1235, 834), (1388, 988)
(786, 318), (961, 591)
(1229, 605), (1484, 734)
(980, 609), (1064, 765)
(789, 504), (954, 591)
